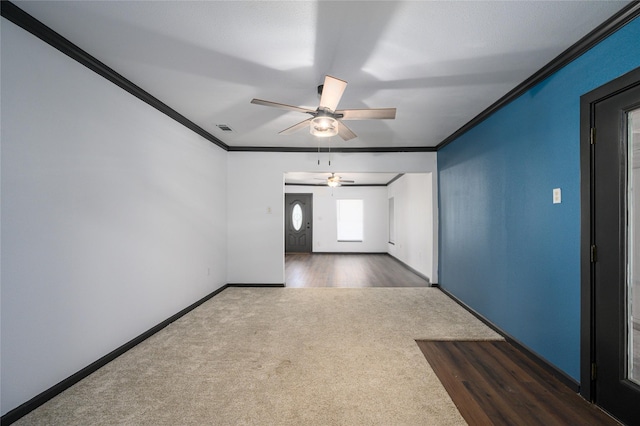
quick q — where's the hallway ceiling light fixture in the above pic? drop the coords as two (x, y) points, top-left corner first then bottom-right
(310, 116), (338, 137)
(320, 173), (354, 187)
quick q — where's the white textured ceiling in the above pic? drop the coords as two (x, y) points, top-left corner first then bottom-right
(13, 0), (630, 149)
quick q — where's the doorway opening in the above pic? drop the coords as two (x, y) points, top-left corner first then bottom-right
(283, 172), (437, 287)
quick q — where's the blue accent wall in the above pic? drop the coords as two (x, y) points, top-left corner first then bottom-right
(438, 17), (640, 381)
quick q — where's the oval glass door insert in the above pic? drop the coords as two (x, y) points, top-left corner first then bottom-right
(292, 203), (303, 231)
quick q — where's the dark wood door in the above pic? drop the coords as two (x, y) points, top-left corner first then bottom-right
(285, 193), (312, 253)
(590, 75), (640, 425)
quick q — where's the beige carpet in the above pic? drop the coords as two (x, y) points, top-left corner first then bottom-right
(16, 287), (502, 425)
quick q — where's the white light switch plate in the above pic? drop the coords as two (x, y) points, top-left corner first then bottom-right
(553, 188), (561, 204)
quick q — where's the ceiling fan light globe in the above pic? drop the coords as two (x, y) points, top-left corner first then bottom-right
(310, 117), (338, 137)
(327, 180), (340, 187)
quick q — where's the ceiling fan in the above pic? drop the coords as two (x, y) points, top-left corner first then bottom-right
(251, 75), (396, 141)
(316, 173), (355, 187)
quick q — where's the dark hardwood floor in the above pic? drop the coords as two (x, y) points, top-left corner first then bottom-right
(285, 253), (431, 287)
(417, 340), (621, 426)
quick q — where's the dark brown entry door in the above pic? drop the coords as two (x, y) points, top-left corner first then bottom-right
(285, 193), (312, 253)
(589, 72), (640, 425)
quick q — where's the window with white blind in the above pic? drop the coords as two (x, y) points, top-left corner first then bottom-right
(336, 199), (363, 242)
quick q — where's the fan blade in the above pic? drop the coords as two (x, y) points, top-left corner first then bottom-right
(319, 76), (347, 112)
(338, 121), (357, 141)
(279, 118), (312, 135)
(336, 108), (396, 120)
(338, 180), (355, 183)
(251, 99), (315, 114)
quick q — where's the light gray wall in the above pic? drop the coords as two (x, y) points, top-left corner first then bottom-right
(387, 173), (434, 281)
(285, 185), (389, 253)
(227, 151), (438, 284)
(1, 20), (228, 415)
(1, 14), (439, 416)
